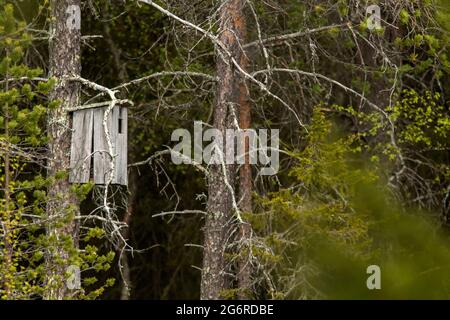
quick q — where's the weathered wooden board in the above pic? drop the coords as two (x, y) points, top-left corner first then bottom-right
(69, 109), (94, 183)
(114, 107), (128, 185)
(70, 105), (127, 186)
(93, 107), (113, 184)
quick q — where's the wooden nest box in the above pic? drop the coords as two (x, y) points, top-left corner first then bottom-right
(69, 105), (128, 186)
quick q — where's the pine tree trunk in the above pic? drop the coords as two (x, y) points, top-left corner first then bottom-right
(237, 49), (252, 299)
(200, 0), (246, 300)
(234, 7), (252, 299)
(44, 0), (81, 300)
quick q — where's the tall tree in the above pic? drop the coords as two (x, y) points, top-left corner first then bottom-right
(200, 0), (246, 300)
(237, 10), (252, 299)
(45, 0), (81, 299)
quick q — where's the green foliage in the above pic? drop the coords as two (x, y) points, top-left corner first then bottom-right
(0, 3), (115, 300)
(257, 110), (450, 299)
(0, 2), (51, 299)
(389, 89), (450, 148)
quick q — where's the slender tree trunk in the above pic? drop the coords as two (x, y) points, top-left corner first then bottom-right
(120, 213), (132, 300)
(120, 172), (135, 300)
(44, 0), (81, 300)
(236, 12), (252, 299)
(237, 59), (252, 300)
(200, 0), (246, 300)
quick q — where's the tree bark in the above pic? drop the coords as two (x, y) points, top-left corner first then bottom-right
(120, 171), (136, 300)
(200, 0), (246, 300)
(44, 0), (81, 300)
(237, 13), (252, 300)
(237, 80), (252, 299)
